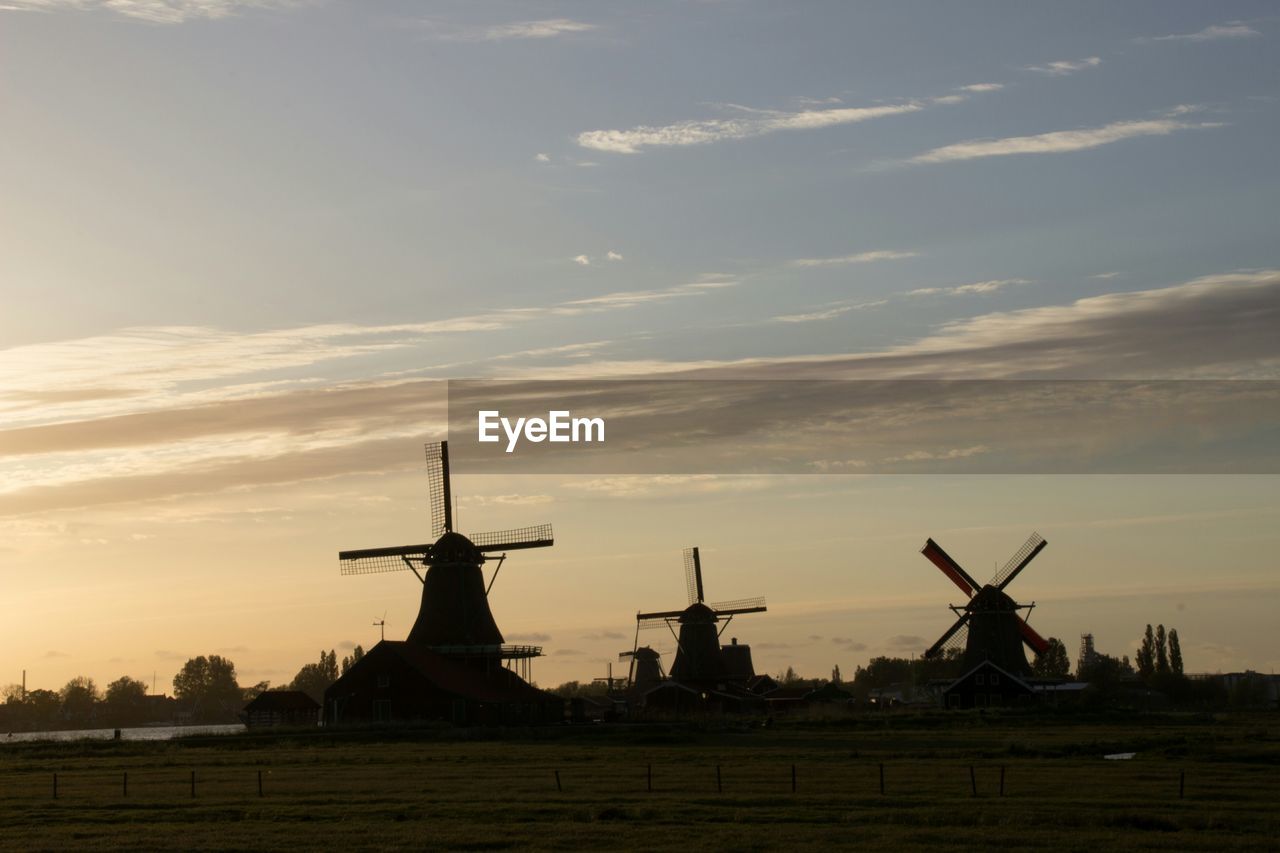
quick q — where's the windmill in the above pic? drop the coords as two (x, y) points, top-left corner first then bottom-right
(634, 547), (766, 685)
(618, 646), (665, 693)
(919, 533), (1050, 677)
(337, 441), (554, 679)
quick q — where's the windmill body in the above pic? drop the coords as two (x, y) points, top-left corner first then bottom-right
(920, 533), (1050, 678)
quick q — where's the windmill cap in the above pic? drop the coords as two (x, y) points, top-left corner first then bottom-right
(432, 530), (481, 563)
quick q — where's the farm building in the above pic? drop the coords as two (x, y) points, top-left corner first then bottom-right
(942, 660), (1036, 709)
(324, 641), (562, 726)
(242, 690), (320, 728)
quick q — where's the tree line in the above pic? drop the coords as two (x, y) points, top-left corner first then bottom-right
(1, 646), (365, 732)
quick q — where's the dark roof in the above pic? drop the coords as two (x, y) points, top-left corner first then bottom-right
(244, 690), (320, 712)
(945, 659), (1034, 694)
(330, 640), (556, 704)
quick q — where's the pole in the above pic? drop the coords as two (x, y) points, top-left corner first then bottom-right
(716, 765), (722, 793)
(123, 772), (128, 797)
(258, 770), (263, 797)
(791, 764), (796, 793)
(191, 770), (196, 798)
(53, 773), (57, 799)
(554, 770), (561, 792)
(879, 763), (885, 795)
(1179, 770), (1185, 799)
(969, 765), (977, 797)
(1000, 765), (1005, 797)
(647, 763), (652, 793)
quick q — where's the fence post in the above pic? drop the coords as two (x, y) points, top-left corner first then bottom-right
(791, 763), (796, 793)
(1000, 765), (1005, 797)
(554, 770), (562, 792)
(123, 771), (128, 797)
(647, 764), (652, 793)
(258, 769), (263, 797)
(190, 770), (196, 798)
(879, 763), (885, 795)
(716, 765), (722, 794)
(969, 765), (977, 797)
(1179, 770), (1185, 800)
(53, 773), (58, 800)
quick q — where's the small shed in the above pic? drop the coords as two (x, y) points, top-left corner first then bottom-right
(243, 690), (321, 728)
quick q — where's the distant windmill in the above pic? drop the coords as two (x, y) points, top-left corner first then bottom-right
(920, 533), (1050, 677)
(635, 547), (766, 685)
(618, 646), (665, 692)
(337, 441), (554, 678)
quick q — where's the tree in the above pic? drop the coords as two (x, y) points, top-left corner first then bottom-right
(290, 650), (339, 703)
(103, 677), (148, 727)
(1136, 624), (1156, 680)
(1155, 624), (1169, 675)
(1168, 629), (1183, 676)
(61, 676), (99, 725)
(243, 681), (270, 702)
(777, 666), (801, 685)
(341, 645), (365, 675)
(1032, 637), (1072, 679)
(173, 655), (242, 721)
(831, 664), (842, 684)
(25, 689), (62, 729)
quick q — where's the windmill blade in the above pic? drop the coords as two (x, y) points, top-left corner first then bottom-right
(469, 524), (554, 552)
(993, 533), (1047, 590)
(618, 650), (637, 659)
(1014, 613), (1051, 655)
(338, 545), (431, 576)
(424, 441), (452, 536)
(684, 547), (705, 605)
(924, 613), (970, 658)
(709, 596), (767, 615)
(636, 608), (685, 622)
(921, 538), (980, 597)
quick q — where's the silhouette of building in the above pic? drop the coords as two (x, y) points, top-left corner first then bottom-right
(942, 660), (1036, 709)
(242, 690), (320, 728)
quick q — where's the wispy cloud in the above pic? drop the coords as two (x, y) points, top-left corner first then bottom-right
(908, 116), (1219, 164)
(0, 0), (305, 24)
(773, 300), (887, 323)
(480, 18), (595, 41)
(578, 101), (925, 154)
(573, 254), (591, 266)
(958, 83), (1004, 93)
(606, 251), (624, 262)
(908, 278), (1032, 297)
(1026, 56), (1102, 76)
(1145, 23), (1261, 43)
(791, 250), (918, 267)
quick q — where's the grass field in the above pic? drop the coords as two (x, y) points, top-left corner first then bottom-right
(1, 711), (1276, 850)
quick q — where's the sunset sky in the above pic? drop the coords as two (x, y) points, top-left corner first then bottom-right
(2, 2), (1278, 694)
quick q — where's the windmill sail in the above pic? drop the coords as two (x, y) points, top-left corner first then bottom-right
(993, 532), (1047, 590)
(921, 538), (980, 597)
(339, 545), (432, 575)
(469, 524), (554, 552)
(425, 441), (452, 537)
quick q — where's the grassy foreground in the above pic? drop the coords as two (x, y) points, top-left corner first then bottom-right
(1, 711), (1276, 851)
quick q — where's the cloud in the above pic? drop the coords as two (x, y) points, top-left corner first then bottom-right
(581, 631), (626, 641)
(467, 493), (554, 507)
(908, 279), (1032, 297)
(908, 116), (1218, 164)
(791, 250), (918, 267)
(1026, 56), (1102, 76)
(573, 254), (591, 266)
(958, 83), (1004, 93)
(1146, 24), (1261, 43)
(480, 18), (595, 41)
(1, 0), (305, 24)
(606, 251), (623, 261)
(507, 632), (552, 643)
(553, 648), (584, 656)
(885, 445), (989, 463)
(44, 650), (70, 658)
(886, 634), (926, 650)
(773, 300), (886, 323)
(534, 153), (550, 163)
(578, 101), (926, 154)
(1091, 272), (1123, 280)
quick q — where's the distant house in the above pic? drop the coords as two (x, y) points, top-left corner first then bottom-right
(242, 690), (320, 728)
(324, 641), (563, 726)
(942, 660), (1036, 709)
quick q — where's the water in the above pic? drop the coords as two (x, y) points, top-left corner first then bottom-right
(4, 723), (245, 743)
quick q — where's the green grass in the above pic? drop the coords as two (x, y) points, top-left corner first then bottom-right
(1, 711), (1276, 850)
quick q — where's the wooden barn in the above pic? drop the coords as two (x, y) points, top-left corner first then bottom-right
(242, 690), (320, 728)
(942, 660), (1036, 709)
(324, 641), (562, 726)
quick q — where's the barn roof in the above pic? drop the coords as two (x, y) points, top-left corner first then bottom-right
(330, 640), (555, 704)
(243, 690), (320, 712)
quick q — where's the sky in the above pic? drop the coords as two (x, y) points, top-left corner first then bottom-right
(1, 1), (1278, 694)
